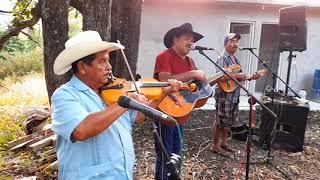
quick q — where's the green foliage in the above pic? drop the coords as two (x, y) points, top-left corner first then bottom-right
(0, 73), (48, 149)
(68, 8), (83, 37)
(0, 109), (25, 150)
(0, 29), (39, 60)
(0, 175), (12, 180)
(0, 48), (43, 80)
(11, 0), (35, 26)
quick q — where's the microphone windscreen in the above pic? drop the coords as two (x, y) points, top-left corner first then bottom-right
(118, 96), (131, 108)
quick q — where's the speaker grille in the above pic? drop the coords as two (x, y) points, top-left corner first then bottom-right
(279, 6), (307, 52)
(259, 100), (309, 152)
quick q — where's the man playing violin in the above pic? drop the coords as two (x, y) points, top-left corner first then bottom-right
(51, 31), (183, 180)
(211, 33), (261, 156)
(153, 23), (206, 180)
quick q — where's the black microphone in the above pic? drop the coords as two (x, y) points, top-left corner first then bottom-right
(118, 96), (176, 122)
(192, 46), (215, 51)
(239, 47), (257, 51)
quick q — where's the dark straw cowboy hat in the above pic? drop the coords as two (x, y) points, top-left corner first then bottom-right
(163, 23), (204, 48)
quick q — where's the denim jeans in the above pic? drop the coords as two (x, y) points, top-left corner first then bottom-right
(154, 120), (183, 180)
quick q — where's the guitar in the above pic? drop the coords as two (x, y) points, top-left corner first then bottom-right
(219, 64), (267, 93)
(157, 73), (224, 125)
(157, 66), (267, 125)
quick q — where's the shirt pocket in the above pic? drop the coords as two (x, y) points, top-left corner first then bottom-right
(78, 163), (115, 180)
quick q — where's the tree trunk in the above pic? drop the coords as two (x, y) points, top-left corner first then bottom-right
(110, 0), (143, 80)
(1, 0), (143, 101)
(73, 0), (142, 79)
(42, 0), (142, 100)
(75, 0), (112, 41)
(42, 0), (71, 102)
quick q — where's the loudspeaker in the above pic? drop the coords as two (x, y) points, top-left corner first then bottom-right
(259, 100), (309, 152)
(279, 6), (307, 52)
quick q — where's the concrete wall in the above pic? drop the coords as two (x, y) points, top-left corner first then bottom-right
(137, 1), (320, 96)
(277, 8), (320, 98)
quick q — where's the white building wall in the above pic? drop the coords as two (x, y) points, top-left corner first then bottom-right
(137, 2), (320, 95)
(277, 9), (320, 97)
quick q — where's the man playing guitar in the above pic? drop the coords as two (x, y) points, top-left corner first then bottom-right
(211, 33), (263, 156)
(153, 23), (206, 179)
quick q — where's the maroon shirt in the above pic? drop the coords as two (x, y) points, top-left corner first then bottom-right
(153, 48), (197, 80)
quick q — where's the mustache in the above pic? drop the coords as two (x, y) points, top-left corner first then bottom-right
(185, 44), (193, 48)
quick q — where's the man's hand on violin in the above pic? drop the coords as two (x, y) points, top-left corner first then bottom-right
(128, 93), (149, 105)
(163, 79), (184, 94)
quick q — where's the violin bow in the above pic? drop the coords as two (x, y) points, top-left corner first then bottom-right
(117, 40), (140, 94)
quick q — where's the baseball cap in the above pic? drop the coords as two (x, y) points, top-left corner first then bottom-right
(224, 33), (241, 45)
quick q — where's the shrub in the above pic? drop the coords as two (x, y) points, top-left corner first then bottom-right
(0, 73), (48, 106)
(0, 73), (48, 149)
(0, 108), (25, 150)
(0, 48), (43, 80)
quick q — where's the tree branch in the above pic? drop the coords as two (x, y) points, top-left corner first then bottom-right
(0, 0), (33, 14)
(0, 1), (42, 51)
(69, 0), (84, 14)
(0, 9), (13, 14)
(18, 0), (33, 16)
(20, 30), (40, 46)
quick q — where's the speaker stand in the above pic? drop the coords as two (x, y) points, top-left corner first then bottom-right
(285, 51), (296, 96)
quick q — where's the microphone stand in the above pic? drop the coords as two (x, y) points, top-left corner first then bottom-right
(116, 41), (181, 179)
(151, 120), (181, 180)
(197, 50), (277, 180)
(243, 48), (293, 179)
(246, 48), (300, 98)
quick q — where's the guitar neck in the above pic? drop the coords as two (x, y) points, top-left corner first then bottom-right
(139, 82), (170, 87)
(207, 72), (224, 85)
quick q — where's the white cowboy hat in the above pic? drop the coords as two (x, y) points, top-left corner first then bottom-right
(53, 30), (124, 75)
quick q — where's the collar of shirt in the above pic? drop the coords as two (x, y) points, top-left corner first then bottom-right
(223, 51), (239, 65)
(68, 75), (103, 102)
(69, 75), (91, 91)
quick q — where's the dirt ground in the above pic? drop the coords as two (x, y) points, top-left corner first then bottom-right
(133, 109), (320, 180)
(1, 109), (319, 179)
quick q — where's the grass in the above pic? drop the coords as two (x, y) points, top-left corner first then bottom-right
(0, 110), (25, 150)
(0, 48), (43, 80)
(0, 175), (12, 180)
(0, 73), (48, 150)
(0, 73), (48, 106)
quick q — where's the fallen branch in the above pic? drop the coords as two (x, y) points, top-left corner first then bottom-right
(45, 154), (57, 163)
(7, 127), (53, 149)
(30, 162), (51, 173)
(44, 160), (58, 171)
(45, 148), (56, 156)
(28, 135), (56, 152)
(196, 139), (212, 157)
(10, 139), (36, 151)
(184, 126), (211, 132)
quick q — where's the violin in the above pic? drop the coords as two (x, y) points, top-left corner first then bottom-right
(102, 40), (197, 126)
(100, 75), (197, 105)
